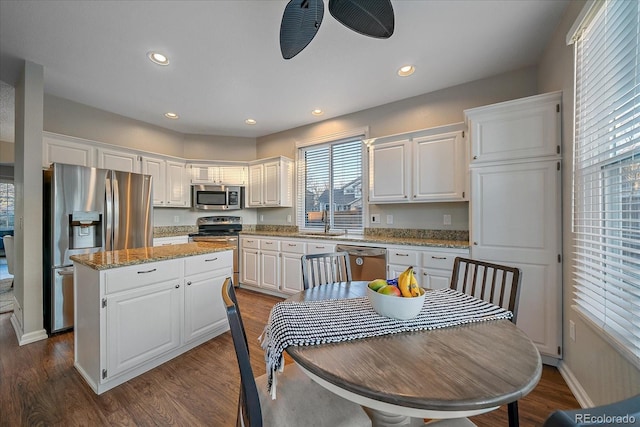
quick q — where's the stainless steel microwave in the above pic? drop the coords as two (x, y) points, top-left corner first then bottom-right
(192, 185), (243, 210)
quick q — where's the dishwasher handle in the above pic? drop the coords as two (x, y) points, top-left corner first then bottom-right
(336, 245), (386, 258)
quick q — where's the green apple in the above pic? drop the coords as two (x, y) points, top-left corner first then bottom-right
(378, 285), (401, 296)
(368, 279), (388, 291)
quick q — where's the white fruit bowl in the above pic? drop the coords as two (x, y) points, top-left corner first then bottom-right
(367, 287), (426, 320)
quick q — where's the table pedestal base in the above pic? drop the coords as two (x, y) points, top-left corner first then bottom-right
(363, 407), (425, 427)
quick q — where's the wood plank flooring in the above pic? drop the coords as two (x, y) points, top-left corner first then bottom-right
(0, 288), (579, 426)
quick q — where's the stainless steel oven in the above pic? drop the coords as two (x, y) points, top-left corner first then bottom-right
(189, 216), (241, 285)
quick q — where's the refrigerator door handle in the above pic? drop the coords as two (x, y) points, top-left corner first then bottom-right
(57, 267), (74, 276)
(112, 173), (120, 249)
(105, 175), (113, 251)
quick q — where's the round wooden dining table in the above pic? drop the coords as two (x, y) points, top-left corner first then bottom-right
(285, 281), (542, 427)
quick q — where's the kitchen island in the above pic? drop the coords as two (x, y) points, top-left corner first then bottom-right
(71, 242), (234, 394)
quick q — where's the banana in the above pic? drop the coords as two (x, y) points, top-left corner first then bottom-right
(397, 266), (413, 297)
(409, 269), (420, 297)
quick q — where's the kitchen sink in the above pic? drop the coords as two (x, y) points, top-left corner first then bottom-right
(298, 231), (346, 237)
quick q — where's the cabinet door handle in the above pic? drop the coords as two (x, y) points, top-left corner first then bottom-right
(137, 268), (157, 274)
(187, 281), (192, 286)
(205, 257), (218, 262)
(473, 155), (478, 160)
(431, 256), (447, 260)
(175, 284), (180, 289)
(395, 253), (409, 257)
(473, 242), (478, 245)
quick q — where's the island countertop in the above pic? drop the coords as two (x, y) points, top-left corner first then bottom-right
(70, 242), (235, 271)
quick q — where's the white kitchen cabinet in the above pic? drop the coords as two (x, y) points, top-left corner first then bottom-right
(305, 241), (336, 255)
(183, 251), (233, 343)
(141, 156), (166, 206)
(465, 92), (562, 361)
(470, 160), (561, 358)
(97, 147), (141, 173)
(368, 124), (467, 204)
(280, 240), (306, 295)
(43, 132), (96, 168)
(465, 92), (561, 165)
(165, 160), (189, 207)
(142, 157), (189, 207)
(413, 132), (466, 201)
(369, 139), (411, 202)
(247, 157), (293, 207)
(259, 238), (280, 291)
(387, 246), (468, 290)
(106, 279), (182, 378)
(240, 237), (260, 287)
(153, 236), (190, 246)
(74, 249), (233, 394)
(189, 163), (248, 185)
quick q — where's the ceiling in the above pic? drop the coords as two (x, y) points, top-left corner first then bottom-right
(0, 0), (569, 141)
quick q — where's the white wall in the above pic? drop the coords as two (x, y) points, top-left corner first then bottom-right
(256, 67), (539, 228)
(538, 0), (640, 406)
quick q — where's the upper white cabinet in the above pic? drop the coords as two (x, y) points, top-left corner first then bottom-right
(247, 157), (294, 208)
(142, 156), (189, 208)
(189, 163), (248, 185)
(43, 132), (96, 168)
(368, 124), (467, 204)
(97, 147), (141, 173)
(465, 92), (561, 164)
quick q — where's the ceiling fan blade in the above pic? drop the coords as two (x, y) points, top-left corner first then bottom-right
(280, 0), (325, 60)
(328, 0), (394, 39)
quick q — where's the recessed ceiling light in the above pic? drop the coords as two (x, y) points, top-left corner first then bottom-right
(312, 109), (324, 116)
(245, 119), (257, 125)
(397, 65), (415, 77)
(164, 112), (179, 119)
(148, 51), (170, 66)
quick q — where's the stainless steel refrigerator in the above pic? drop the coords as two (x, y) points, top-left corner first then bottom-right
(43, 163), (153, 334)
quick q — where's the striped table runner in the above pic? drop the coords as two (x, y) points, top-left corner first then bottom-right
(260, 288), (512, 398)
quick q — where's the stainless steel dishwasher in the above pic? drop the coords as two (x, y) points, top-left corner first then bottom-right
(336, 244), (387, 281)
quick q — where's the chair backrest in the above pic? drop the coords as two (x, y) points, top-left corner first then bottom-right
(221, 277), (263, 427)
(3, 235), (14, 275)
(301, 251), (352, 290)
(449, 257), (522, 323)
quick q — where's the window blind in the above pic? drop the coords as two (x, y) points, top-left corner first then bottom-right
(297, 137), (364, 232)
(572, 0), (640, 361)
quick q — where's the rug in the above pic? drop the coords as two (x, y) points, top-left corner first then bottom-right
(0, 278), (14, 314)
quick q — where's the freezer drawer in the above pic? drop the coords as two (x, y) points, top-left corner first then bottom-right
(52, 266), (75, 333)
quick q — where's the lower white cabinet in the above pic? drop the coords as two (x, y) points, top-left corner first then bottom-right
(74, 250), (233, 394)
(280, 240), (306, 295)
(387, 246), (469, 290)
(153, 235), (190, 246)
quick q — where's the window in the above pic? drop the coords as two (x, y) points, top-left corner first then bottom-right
(571, 0), (640, 362)
(0, 182), (14, 230)
(298, 137), (364, 233)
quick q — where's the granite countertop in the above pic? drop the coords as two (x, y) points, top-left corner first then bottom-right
(239, 230), (470, 249)
(70, 242), (235, 271)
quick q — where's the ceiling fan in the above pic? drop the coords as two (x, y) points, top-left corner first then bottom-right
(280, 0), (395, 60)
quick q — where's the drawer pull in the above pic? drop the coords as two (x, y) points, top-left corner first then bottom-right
(315, 246), (325, 249)
(205, 257), (219, 262)
(265, 242), (273, 245)
(431, 256), (447, 260)
(395, 253), (409, 256)
(175, 284), (180, 289)
(288, 244), (297, 247)
(187, 281), (192, 286)
(246, 240), (254, 243)
(137, 268), (157, 274)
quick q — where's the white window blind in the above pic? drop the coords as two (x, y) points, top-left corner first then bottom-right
(572, 0), (640, 361)
(297, 138), (364, 232)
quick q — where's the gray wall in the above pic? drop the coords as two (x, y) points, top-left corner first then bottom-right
(0, 140), (14, 163)
(537, 0), (640, 406)
(256, 67), (539, 227)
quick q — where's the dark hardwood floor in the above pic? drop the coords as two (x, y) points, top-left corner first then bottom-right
(0, 288), (579, 426)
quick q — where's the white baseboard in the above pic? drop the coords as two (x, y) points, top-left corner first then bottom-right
(558, 361), (594, 408)
(11, 313), (48, 345)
